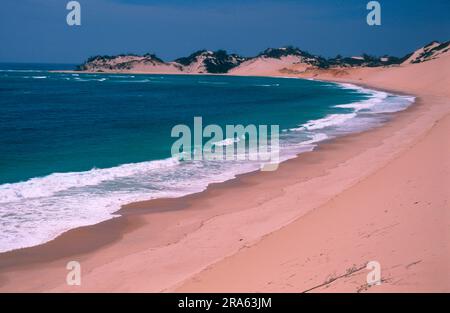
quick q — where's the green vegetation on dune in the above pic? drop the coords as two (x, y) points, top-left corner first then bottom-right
(175, 49), (246, 73)
(174, 50), (208, 66)
(75, 41), (448, 73)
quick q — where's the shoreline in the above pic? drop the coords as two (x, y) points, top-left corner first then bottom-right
(0, 75), (410, 254)
(1, 57), (449, 291)
(0, 79), (416, 255)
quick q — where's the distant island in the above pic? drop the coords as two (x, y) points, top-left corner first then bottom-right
(76, 41), (449, 75)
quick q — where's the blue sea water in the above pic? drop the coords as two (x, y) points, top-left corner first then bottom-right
(0, 63), (414, 252)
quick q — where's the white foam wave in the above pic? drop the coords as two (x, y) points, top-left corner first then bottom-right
(198, 81), (229, 85)
(117, 79), (151, 83)
(0, 158), (180, 203)
(0, 69), (45, 73)
(213, 137), (240, 146)
(335, 91), (388, 111)
(296, 113), (358, 131)
(110, 75), (135, 78)
(73, 77), (108, 82)
(288, 82), (414, 132)
(334, 83), (415, 113)
(255, 84), (280, 87)
(301, 133), (329, 145)
(0, 157), (258, 252)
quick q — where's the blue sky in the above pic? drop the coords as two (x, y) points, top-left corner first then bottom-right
(0, 0), (449, 63)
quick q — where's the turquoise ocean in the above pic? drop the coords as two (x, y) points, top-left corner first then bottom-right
(0, 63), (414, 252)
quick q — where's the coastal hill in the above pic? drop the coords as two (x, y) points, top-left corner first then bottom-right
(77, 50), (246, 74)
(174, 50), (246, 73)
(76, 41), (449, 75)
(402, 41), (450, 64)
(78, 53), (183, 74)
(228, 47), (327, 76)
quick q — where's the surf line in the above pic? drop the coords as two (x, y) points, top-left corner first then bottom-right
(171, 116), (280, 171)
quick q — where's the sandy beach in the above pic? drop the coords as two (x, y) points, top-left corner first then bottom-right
(0, 51), (449, 292)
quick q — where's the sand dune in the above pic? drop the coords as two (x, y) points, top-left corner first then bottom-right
(229, 55), (312, 76)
